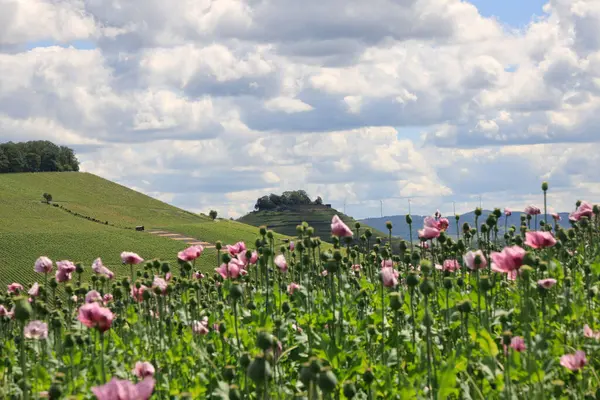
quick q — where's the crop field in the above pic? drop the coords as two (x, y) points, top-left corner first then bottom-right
(1, 179), (600, 398)
(0, 173), (289, 287)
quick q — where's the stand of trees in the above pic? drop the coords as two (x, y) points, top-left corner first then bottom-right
(0, 141), (80, 173)
(254, 190), (324, 211)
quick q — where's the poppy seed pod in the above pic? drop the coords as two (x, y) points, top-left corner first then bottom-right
(223, 365), (236, 382)
(365, 229), (373, 238)
(318, 367), (338, 394)
(443, 277), (453, 290)
(343, 381), (357, 399)
(307, 227), (315, 236)
(257, 331), (274, 350)
(479, 275), (492, 292)
(389, 292), (402, 311)
(267, 231), (274, 239)
(300, 363), (315, 386)
(385, 221), (392, 230)
(407, 271), (419, 288)
(455, 214), (460, 221)
(215, 241), (223, 251)
(405, 215), (412, 224)
(14, 296), (32, 322)
(420, 279), (434, 296)
(247, 355), (271, 384)
(457, 299), (472, 313)
(355, 222), (361, 229)
(376, 237), (382, 245)
(363, 369), (375, 385)
(542, 181), (549, 191)
(420, 260), (432, 274)
(161, 263), (170, 274)
(502, 330), (512, 346)
(240, 353), (251, 369)
(475, 208), (482, 217)
(75, 263), (84, 274)
(230, 284), (243, 301)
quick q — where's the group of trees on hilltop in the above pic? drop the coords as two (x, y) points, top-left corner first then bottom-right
(254, 190), (323, 211)
(0, 141), (80, 173)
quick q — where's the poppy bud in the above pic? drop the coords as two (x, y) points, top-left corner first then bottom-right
(443, 277), (453, 290)
(230, 284), (243, 301)
(306, 227), (314, 236)
(475, 208), (482, 217)
(457, 299), (472, 313)
(421, 260), (432, 274)
(161, 263), (170, 274)
(502, 330), (512, 346)
(318, 367), (338, 394)
(479, 275), (492, 292)
(267, 231), (274, 239)
(215, 241), (223, 251)
(300, 363), (315, 386)
(514, 236), (523, 246)
(385, 221), (392, 230)
(223, 365), (236, 382)
(520, 265), (533, 280)
(75, 263), (84, 274)
(541, 181), (548, 191)
(240, 353), (251, 369)
(282, 302), (291, 314)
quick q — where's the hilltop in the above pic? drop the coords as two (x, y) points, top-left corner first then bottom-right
(0, 172), (288, 285)
(238, 203), (399, 249)
(361, 210), (571, 240)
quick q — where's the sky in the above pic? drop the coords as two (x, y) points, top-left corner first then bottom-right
(1, 0), (600, 220)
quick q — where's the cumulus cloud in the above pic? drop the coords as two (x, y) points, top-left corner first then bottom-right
(2, 0), (600, 219)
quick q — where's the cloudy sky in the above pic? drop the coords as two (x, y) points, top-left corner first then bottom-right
(2, 0), (600, 219)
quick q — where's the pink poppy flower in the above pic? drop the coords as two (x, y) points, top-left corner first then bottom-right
(165, 272), (172, 281)
(152, 276), (168, 295)
(192, 318), (209, 335)
(34, 256), (53, 274)
(504, 208), (512, 217)
(569, 201), (594, 222)
(7, 283), (23, 294)
(381, 267), (399, 288)
(418, 226), (440, 240)
(331, 215), (353, 237)
(92, 258), (115, 279)
(437, 218), (449, 231)
(215, 259), (244, 279)
(85, 290), (103, 303)
(274, 255), (288, 273)
(77, 302), (114, 333)
(538, 278), (557, 289)
(0, 305), (11, 318)
(131, 285), (148, 303)
(440, 259), (460, 272)
(491, 246), (526, 274)
(24, 320), (48, 340)
(56, 260), (76, 282)
(133, 361), (155, 379)
(178, 245), (204, 262)
(551, 213), (561, 221)
(28, 283), (40, 297)
(103, 294), (114, 304)
(381, 259), (393, 269)
(463, 250), (487, 271)
(121, 252), (144, 265)
(289, 241), (295, 252)
(524, 231), (557, 249)
(351, 264), (361, 272)
(71, 295), (78, 303)
(584, 325), (600, 340)
(287, 282), (300, 295)
(524, 205), (541, 216)
(321, 270), (328, 277)
(510, 336), (526, 352)
(292, 323), (303, 333)
(92, 377), (155, 400)
(560, 351), (587, 371)
(226, 242), (247, 256)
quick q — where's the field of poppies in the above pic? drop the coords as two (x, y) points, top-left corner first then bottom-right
(1, 183), (600, 399)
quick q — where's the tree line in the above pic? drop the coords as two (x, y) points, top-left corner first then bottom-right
(0, 141), (80, 173)
(254, 190), (324, 211)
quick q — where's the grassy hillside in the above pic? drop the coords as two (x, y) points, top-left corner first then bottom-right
(238, 204), (395, 245)
(0, 172), (289, 286)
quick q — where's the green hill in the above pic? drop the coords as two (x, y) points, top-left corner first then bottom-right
(0, 172), (288, 286)
(238, 204), (395, 246)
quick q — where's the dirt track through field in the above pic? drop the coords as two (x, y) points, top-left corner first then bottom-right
(146, 230), (216, 249)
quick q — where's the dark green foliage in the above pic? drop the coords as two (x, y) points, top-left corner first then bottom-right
(254, 190), (321, 211)
(0, 141), (79, 173)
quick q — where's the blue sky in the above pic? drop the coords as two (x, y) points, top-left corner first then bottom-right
(469, 0), (549, 27)
(4, 0), (600, 219)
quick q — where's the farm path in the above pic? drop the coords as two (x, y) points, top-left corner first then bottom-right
(146, 229), (216, 249)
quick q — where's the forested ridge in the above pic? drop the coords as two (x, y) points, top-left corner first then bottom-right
(0, 141), (79, 173)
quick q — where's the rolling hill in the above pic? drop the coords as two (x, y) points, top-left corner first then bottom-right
(361, 210), (571, 241)
(0, 172), (289, 286)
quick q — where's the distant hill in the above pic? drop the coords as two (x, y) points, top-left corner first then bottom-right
(360, 210), (572, 241)
(238, 204), (399, 247)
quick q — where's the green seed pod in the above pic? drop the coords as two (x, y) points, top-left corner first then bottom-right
(282, 302), (291, 314)
(309, 357), (322, 374)
(257, 330), (274, 350)
(520, 265), (533, 280)
(423, 311), (434, 327)
(223, 365), (236, 382)
(300, 363), (315, 386)
(161, 263), (170, 274)
(419, 278), (434, 296)
(420, 260), (432, 274)
(229, 385), (241, 400)
(343, 381), (357, 399)
(405, 214), (412, 224)
(406, 271), (419, 288)
(363, 369), (375, 385)
(479, 275), (492, 292)
(443, 277), (453, 290)
(389, 292), (402, 311)
(385, 221), (392, 230)
(502, 330), (512, 346)
(541, 181), (549, 191)
(14, 296), (32, 322)
(49, 383), (62, 400)
(229, 284), (243, 301)
(306, 227), (315, 236)
(458, 299), (472, 314)
(475, 208), (482, 217)
(248, 355), (271, 384)
(240, 353), (251, 369)
(318, 367), (338, 394)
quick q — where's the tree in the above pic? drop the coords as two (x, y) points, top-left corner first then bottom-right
(42, 193), (53, 203)
(0, 141), (80, 173)
(314, 196), (323, 205)
(255, 196), (276, 211)
(0, 148), (9, 173)
(25, 153), (41, 172)
(209, 210), (218, 220)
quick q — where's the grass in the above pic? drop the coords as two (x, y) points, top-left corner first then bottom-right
(0, 172), (292, 286)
